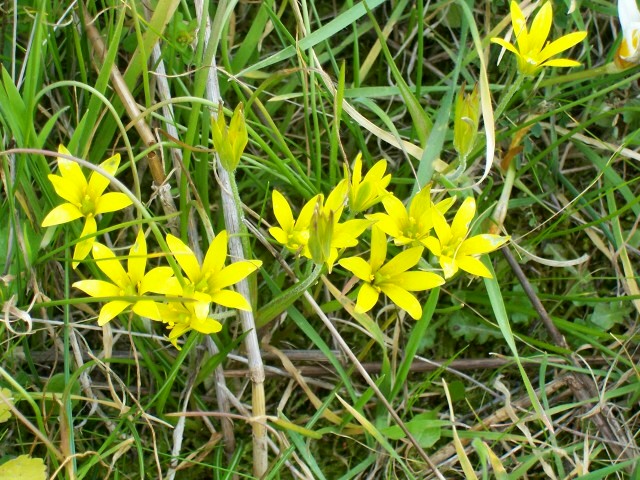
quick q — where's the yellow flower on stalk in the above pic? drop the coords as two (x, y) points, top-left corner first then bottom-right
(211, 103), (248, 172)
(423, 197), (509, 279)
(367, 185), (455, 248)
(72, 231), (174, 325)
(165, 231), (261, 311)
(338, 226), (444, 320)
(42, 145), (133, 267)
(269, 190), (317, 255)
(156, 298), (219, 349)
(490, 1), (587, 76)
(615, 0), (640, 68)
(339, 153), (391, 214)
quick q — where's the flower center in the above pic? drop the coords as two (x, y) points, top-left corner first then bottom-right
(80, 193), (95, 216)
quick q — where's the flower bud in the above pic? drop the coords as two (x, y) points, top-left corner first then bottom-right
(307, 197), (334, 267)
(211, 103), (248, 172)
(453, 84), (480, 160)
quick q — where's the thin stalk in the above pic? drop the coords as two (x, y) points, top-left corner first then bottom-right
(194, 0), (268, 475)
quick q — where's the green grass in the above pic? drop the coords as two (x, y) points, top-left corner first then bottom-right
(0, 0), (639, 478)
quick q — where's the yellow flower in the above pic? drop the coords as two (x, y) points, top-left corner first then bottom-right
(42, 145), (133, 267)
(270, 186), (369, 271)
(156, 298), (219, 349)
(269, 190), (317, 255)
(490, 1), (587, 76)
(72, 231), (174, 325)
(165, 231), (261, 311)
(339, 226), (444, 320)
(341, 153), (391, 214)
(367, 185), (455, 247)
(615, 0), (640, 68)
(423, 197), (509, 279)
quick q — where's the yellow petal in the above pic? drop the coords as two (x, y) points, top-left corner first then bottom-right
(409, 185), (431, 220)
(351, 153), (363, 185)
(451, 197), (475, 240)
(210, 289), (251, 311)
(269, 227), (290, 246)
(128, 231), (147, 286)
(190, 315), (222, 334)
(369, 225), (387, 271)
(202, 230), (228, 276)
(355, 283), (379, 314)
(92, 242), (129, 287)
(166, 234), (202, 284)
(490, 37), (520, 57)
(98, 300), (130, 325)
(537, 31), (587, 63)
(458, 234), (508, 256)
(391, 271), (445, 292)
(57, 145), (88, 191)
(539, 58), (582, 68)
(528, 1), (552, 55)
(421, 235), (442, 256)
(48, 174), (83, 206)
(325, 180), (348, 213)
(431, 208), (452, 246)
(72, 216), (97, 268)
(297, 195), (321, 229)
(366, 212), (403, 240)
(456, 255), (493, 278)
(378, 284), (422, 319)
(338, 256), (372, 281)
(132, 300), (163, 321)
(272, 190), (294, 233)
(332, 219), (370, 249)
(439, 255), (458, 279)
(140, 267), (175, 294)
(379, 246), (423, 277)
(211, 260), (261, 290)
(94, 192), (133, 215)
(72, 280), (120, 298)
(88, 153), (121, 198)
(41, 203), (83, 227)
(510, 0), (529, 53)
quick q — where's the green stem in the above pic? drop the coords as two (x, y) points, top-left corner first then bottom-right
(256, 262), (325, 328)
(494, 75), (524, 120)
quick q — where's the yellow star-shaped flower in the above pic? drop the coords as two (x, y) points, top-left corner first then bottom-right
(490, 1), (587, 76)
(339, 226), (444, 320)
(72, 231), (174, 325)
(423, 197), (509, 279)
(41, 145), (133, 267)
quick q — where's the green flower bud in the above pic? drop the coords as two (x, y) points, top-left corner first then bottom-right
(307, 198), (334, 266)
(211, 103), (248, 172)
(453, 84), (480, 160)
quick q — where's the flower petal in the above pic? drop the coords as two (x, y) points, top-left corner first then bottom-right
(456, 255), (493, 278)
(210, 289), (251, 311)
(88, 153), (121, 198)
(537, 31), (587, 63)
(355, 283), (379, 314)
(378, 284), (422, 320)
(490, 37), (520, 57)
(48, 174), (83, 206)
(528, 1), (552, 55)
(421, 235), (442, 256)
(190, 315), (222, 334)
(510, 0), (529, 53)
(272, 190), (294, 233)
(211, 260), (261, 290)
(269, 227), (289, 246)
(451, 197), (475, 240)
(72, 216), (97, 268)
(72, 279), (120, 298)
(166, 234), (202, 284)
(431, 208), (452, 246)
(366, 212), (403, 240)
(338, 256), (372, 281)
(379, 246), (423, 277)
(92, 242), (129, 287)
(408, 185), (431, 221)
(128, 231), (147, 286)
(57, 145), (88, 191)
(391, 271), (445, 292)
(202, 230), (228, 276)
(94, 192), (133, 215)
(132, 300), (163, 321)
(140, 266), (175, 294)
(539, 58), (582, 67)
(369, 225), (387, 272)
(457, 234), (509, 256)
(297, 195), (321, 230)
(41, 203), (83, 227)
(439, 255), (458, 279)
(332, 219), (370, 249)
(98, 300), (130, 326)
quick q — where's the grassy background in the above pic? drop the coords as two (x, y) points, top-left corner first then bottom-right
(0, 0), (639, 478)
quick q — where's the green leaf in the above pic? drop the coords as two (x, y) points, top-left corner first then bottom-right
(0, 455), (47, 480)
(380, 411), (444, 448)
(0, 388), (13, 423)
(448, 311), (500, 344)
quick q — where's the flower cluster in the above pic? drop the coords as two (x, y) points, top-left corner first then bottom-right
(42, 145), (261, 347)
(270, 155), (509, 320)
